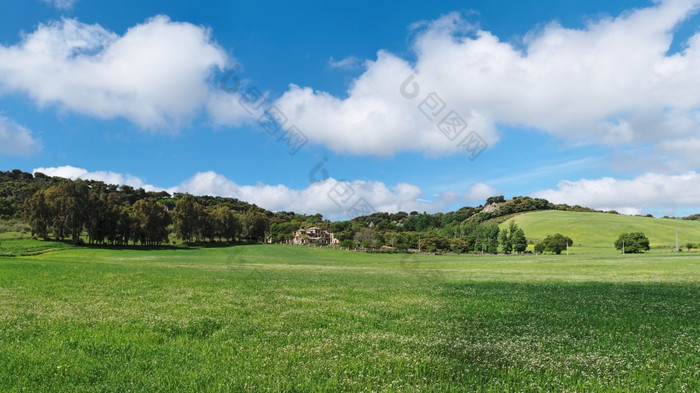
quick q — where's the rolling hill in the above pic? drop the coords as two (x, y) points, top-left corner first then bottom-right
(501, 210), (700, 252)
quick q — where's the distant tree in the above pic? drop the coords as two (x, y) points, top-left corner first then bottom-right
(353, 227), (376, 248)
(173, 194), (200, 243)
(210, 205), (240, 242)
(511, 228), (528, 253)
(115, 206), (132, 246)
(22, 191), (50, 239)
(199, 207), (216, 242)
(614, 232), (650, 254)
(85, 193), (107, 244)
(42, 181), (89, 243)
(540, 233), (573, 255)
(131, 198), (170, 246)
(449, 238), (469, 253)
(340, 239), (354, 249)
(500, 226), (512, 254)
(534, 242), (546, 254)
(500, 221), (522, 254)
(241, 209), (269, 242)
(486, 195), (505, 204)
(687, 242), (695, 251)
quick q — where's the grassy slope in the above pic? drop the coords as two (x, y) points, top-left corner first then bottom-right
(1, 244), (699, 392)
(501, 210), (700, 251)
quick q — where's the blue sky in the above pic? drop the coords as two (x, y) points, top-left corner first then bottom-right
(1, 0), (700, 219)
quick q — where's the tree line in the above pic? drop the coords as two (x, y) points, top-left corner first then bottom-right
(21, 179), (272, 246)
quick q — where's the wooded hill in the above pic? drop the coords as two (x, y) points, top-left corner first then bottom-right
(2, 169), (698, 253)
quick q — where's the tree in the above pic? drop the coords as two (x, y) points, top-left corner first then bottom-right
(210, 205), (240, 242)
(85, 193), (107, 244)
(173, 194), (200, 243)
(241, 209), (269, 242)
(22, 190), (50, 239)
(115, 206), (132, 246)
(353, 227), (376, 249)
(511, 228), (528, 253)
(538, 233), (573, 255)
(468, 224), (499, 254)
(614, 232), (650, 254)
(131, 198), (170, 246)
(340, 239), (354, 249)
(500, 226), (512, 254)
(534, 241), (546, 254)
(199, 207), (216, 242)
(42, 181), (89, 243)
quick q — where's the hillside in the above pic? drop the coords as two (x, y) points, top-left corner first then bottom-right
(502, 210), (700, 251)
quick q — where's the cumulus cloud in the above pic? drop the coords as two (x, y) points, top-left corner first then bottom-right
(533, 171), (700, 214)
(0, 116), (41, 156)
(27, 166), (454, 220)
(32, 165), (162, 191)
(172, 171), (450, 220)
(0, 16), (227, 128)
(271, 0), (700, 156)
(27, 165), (699, 218)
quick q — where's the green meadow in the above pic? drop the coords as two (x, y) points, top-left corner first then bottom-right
(502, 210), (700, 254)
(1, 238), (699, 392)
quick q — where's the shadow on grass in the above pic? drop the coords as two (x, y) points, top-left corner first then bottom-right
(34, 239), (265, 252)
(431, 280), (700, 390)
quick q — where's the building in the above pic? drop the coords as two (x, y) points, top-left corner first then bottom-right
(292, 227), (340, 246)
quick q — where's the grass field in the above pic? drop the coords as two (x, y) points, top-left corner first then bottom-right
(1, 241), (699, 392)
(501, 210), (700, 253)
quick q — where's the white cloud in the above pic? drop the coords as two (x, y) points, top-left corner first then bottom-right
(26, 166), (700, 219)
(658, 137), (700, 168)
(32, 165), (162, 191)
(0, 116), (41, 156)
(464, 183), (499, 203)
(172, 171), (449, 220)
(207, 89), (262, 127)
(533, 171), (700, 214)
(27, 166), (452, 220)
(0, 16), (227, 129)
(328, 56), (362, 70)
(40, 0), (77, 10)
(271, 0), (700, 157)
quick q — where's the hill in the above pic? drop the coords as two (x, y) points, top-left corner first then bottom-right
(502, 210), (700, 251)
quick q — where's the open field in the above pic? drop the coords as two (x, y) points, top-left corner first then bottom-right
(1, 243), (699, 392)
(502, 210), (700, 253)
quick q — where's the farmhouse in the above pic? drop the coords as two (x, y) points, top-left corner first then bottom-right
(293, 227), (340, 246)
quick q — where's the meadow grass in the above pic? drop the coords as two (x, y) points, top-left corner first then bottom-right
(1, 244), (698, 392)
(502, 210), (700, 253)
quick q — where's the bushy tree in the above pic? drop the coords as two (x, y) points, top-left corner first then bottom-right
(210, 205), (240, 242)
(241, 209), (269, 242)
(614, 232), (650, 253)
(534, 242), (546, 254)
(500, 226), (512, 254)
(22, 191), (50, 239)
(500, 221), (527, 254)
(511, 228), (528, 253)
(340, 239), (354, 249)
(173, 194), (201, 242)
(131, 198), (170, 246)
(538, 233), (573, 255)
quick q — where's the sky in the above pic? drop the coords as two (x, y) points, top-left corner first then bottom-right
(1, 0), (700, 220)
